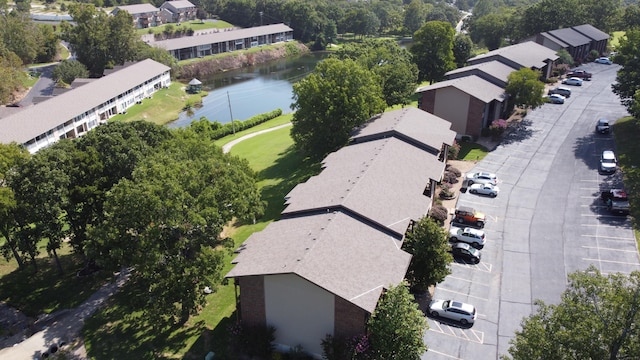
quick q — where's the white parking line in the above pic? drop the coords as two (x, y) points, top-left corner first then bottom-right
(582, 246), (638, 253)
(435, 287), (489, 301)
(428, 323), (485, 345)
(583, 258), (640, 265)
(425, 348), (464, 359)
(446, 275), (491, 286)
(451, 262), (493, 272)
(581, 234), (635, 241)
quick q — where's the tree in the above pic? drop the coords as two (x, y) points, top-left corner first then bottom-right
(0, 12), (43, 64)
(52, 59), (89, 85)
(403, 0), (428, 35)
(62, 4), (141, 77)
(505, 68), (545, 110)
(333, 38), (418, 107)
(410, 21), (456, 83)
(612, 29), (640, 118)
(402, 216), (452, 293)
(453, 33), (473, 68)
(515, 0), (585, 40)
(368, 281), (428, 359)
(556, 49), (574, 65)
(472, 0), (506, 19)
(0, 143), (30, 269)
(504, 266), (640, 360)
(470, 12), (510, 50)
(290, 58), (385, 159)
(0, 49), (27, 105)
(91, 130), (264, 324)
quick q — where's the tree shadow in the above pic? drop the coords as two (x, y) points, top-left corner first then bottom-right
(499, 118), (535, 145)
(183, 313), (237, 359)
(83, 279), (206, 359)
(257, 145), (322, 221)
(0, 253), (108, 318)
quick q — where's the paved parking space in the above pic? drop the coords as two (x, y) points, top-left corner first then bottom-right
(423, 63), (639, 359)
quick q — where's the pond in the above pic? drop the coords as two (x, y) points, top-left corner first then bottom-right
(168, 52), (329, 128)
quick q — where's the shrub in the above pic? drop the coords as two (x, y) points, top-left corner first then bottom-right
(447, 141), (460, 160)
(552, 64), (569, 77)
(442, 171), (458, 184)
(489, 118), (508, 137)
(202, 108), (283, 139)
(429, 205), (448, 224)
(445, 165), (461, 177)
(227, 322), (276, 358)
(439, 183), (455, 199)
(544, 76), (558, 84)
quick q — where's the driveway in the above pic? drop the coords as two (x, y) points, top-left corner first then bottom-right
(423, 62), (638, 359)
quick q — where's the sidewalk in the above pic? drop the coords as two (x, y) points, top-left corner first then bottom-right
(222, 123), (292, 153)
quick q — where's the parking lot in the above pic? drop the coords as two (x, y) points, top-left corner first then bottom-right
(423, 62), (640, 360)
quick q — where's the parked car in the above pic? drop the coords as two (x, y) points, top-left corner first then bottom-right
(594, 57), (613, 64)
(562, 77), (583, 86)
(449, 227), (486, 248)
(465, 171), (497, 185)
(601, 189), (630, 215)
(452, 206), (485, 228)
(429, 299), (477, 325)
(469, 183), (500, 197)
(599, 150), (617, 174)
(566, 69), (592, 80)
(545, 94), (566, 104)
(548, 86), (571, 98)
(450, 242), (482, 264)
(595, 118), (610, 134)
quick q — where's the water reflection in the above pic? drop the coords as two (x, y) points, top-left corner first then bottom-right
(168, 52), (328, 128)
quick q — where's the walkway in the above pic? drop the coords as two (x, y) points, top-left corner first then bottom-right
(222, 122), (292, 153)
(0, 269), (130, 359)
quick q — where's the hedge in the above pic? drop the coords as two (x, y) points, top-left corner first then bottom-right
(209, 108), (283, 139)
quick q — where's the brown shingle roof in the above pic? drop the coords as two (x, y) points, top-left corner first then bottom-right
(0, 59), (170, 145)
(468, 41), (559, 69)
(351, 107), (455, 152)
(225, 211), (412, 313)
(416, 75), (506, 103)
(572, 24), (609, 41)
(283, 137), (444, 236)
(112, 4), (159, 15)
(445, 60), (515, 86)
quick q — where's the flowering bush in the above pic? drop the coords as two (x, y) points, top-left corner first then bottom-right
(447, 140), (461, 160)
(489, 119), (508, 137)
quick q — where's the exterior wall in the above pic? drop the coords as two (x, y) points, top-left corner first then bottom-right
(264, 274), (334, 357)
(418, 90), (436, 114)
(539, 36), (564, 51)
(447, 69), (505, 88)
(238, 276), (266, 327)
(433, 87), (471, 137)
(334, 296), (367, 339)
(23, 70), (171, 153)
(467, 96), (486, 138)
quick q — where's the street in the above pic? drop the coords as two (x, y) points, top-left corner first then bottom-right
(423, 62), (638, 359)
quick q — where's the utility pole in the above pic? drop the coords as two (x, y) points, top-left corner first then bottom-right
(227, 91), (235, 134)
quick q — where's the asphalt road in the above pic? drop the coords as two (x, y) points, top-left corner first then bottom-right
(423, 62), (639, 360)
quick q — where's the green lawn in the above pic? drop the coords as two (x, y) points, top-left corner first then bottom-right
(610, 31), (626, 50)
(458, 142), (489, 161)
(109, 82), (207, 126)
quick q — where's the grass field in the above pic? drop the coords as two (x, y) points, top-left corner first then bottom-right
(610, 31), (626, 50)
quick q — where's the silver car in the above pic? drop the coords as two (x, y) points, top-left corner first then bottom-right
(600, 150), (617, 174)
(429, 299), (477, 325)
(469, 183), (500, 197)
(465, 171), (497, 185)
(449, 227), (486, 248)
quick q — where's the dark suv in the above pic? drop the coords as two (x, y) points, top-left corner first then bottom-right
(548, 87), (571, 98)
(595, 118), (610, 134)
(452, 206), (485, 228)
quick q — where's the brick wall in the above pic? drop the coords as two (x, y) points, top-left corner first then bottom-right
(418, 90), (436, 113)
(238, 276), (266, 327)
(466, 96), (485, 138)
(334, 296), (367, 339)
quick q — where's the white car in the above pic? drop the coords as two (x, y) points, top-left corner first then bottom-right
(562, 77), (583, 86)
(449, 227), (486, 248)
(594, 57), (612, 65)
(545, 94), (565, 104)
(465, 171), (497, 185)
(469, 183), (500, 197)
(600, 150), (617, 174)
(429, 299), (477, 325)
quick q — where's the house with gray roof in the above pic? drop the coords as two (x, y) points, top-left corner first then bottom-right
(0, 59), (171, 153)
(153, 23), (293, 60)
(467, 41), (559, 79)
(445, 60), (514, 88)
(416, 75), (507, 139)
(527, 24), (610, 63)
(225, 107), (454, 357)
(159, 0), (197, 23)
(111, 4), (161, 28)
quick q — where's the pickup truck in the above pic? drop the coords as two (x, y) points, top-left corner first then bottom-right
(566, 69), (592, 80)
(601, 189), (630, 215)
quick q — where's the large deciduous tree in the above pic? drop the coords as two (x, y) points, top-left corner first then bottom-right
(290, 58), (385, 159)
(52, 59), (89, 85)
(0, 143), (30, 269)
(453, 33), (474, 68)
(0, 49), (27, 105)
(505, 266), (640, 360)
(402, 216), (452, 293)
(333, 38), (418, 107)
(368, 281), (428, 359)
(470, 12), (510, 50)
(403, 0), (428, 35)
(410, 21), (456, 83)
(62, 4), (141, 77)
(0, 12), (42, 64)
(505, 68), (545, 111)
(612, 29), (640, 118)
(91, 130), (264, 324)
